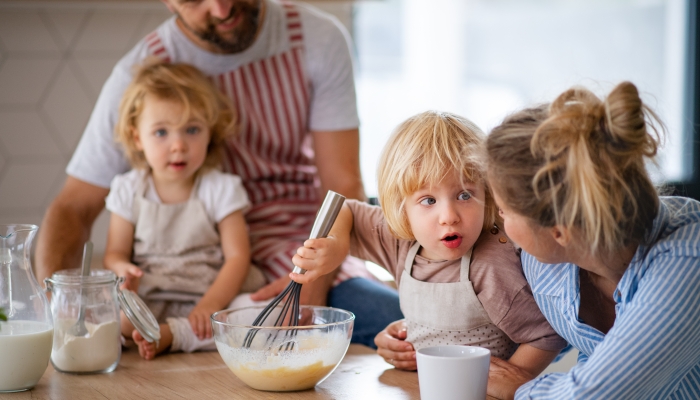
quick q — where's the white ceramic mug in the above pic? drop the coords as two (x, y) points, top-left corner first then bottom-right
(416, 345), (491, 400)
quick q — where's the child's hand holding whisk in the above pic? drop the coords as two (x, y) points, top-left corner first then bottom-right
(290, 205), (353, 285)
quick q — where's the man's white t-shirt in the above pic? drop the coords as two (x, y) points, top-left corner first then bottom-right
(67, 0), (359, 189)
(105, 169), (250, 225)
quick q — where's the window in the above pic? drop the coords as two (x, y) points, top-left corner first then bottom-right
(352, 0), (698, 199)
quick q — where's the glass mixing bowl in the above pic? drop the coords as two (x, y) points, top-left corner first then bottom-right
(211, 305), (355, 392)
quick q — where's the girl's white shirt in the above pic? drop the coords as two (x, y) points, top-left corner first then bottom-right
(105, 168), (250, 225)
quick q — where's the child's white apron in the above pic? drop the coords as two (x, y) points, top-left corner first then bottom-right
(131, 174), (265, 322)
(399, 242), (518, 358)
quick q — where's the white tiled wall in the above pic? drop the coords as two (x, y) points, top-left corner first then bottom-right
(0, 1), (351, 257)
(0, 3), (172, 257)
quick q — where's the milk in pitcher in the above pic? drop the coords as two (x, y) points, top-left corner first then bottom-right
(0, 321), (53, 392)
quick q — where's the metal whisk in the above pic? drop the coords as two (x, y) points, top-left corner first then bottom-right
(242, 190), (346, 349)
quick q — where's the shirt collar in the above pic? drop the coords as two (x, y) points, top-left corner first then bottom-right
(526, 200), (670, 304)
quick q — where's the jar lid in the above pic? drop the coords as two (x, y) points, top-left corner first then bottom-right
(48, 269), (117, 286)
(117, 289), (161, 345)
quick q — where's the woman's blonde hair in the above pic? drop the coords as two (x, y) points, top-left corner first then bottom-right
(485, 81), (663, 256)
(115, 59), (237, 170)
(377, 110), (498, 240)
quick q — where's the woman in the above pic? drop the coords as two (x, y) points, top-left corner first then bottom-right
(483, 81), (700, 399)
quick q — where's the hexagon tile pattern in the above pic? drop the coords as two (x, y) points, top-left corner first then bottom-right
(0, 2), (169, 255)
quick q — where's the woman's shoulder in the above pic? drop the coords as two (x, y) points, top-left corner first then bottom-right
(650, 197), (700, 255)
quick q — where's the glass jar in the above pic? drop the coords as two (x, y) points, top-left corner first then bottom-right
(45, 269), (121, 374)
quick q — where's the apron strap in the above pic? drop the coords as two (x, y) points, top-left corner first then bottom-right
(188, 172), (203, 200)
(460, 247), (473, 282)
(404, 242), (421, 275)
(132, 171), (152, 219)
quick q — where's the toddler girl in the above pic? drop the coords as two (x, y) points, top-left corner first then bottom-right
(104, 60), (264, 359)
(291, 111), (566, 374)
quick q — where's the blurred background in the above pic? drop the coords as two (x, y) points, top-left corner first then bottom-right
(355, 0), (698, 198)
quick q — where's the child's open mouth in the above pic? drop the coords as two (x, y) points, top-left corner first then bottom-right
(169, 161), (187, 170)
(441, 234), (462, 249)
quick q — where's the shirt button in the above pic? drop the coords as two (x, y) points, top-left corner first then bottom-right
(499, 237), (507, 244)
(490, 227), (499, 234)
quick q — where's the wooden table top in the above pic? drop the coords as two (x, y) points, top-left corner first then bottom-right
(12, 344), (495, 399)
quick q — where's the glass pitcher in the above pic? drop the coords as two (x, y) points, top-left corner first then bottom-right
(0, 224), (53, 392)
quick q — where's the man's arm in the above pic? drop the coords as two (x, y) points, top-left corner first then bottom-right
(312, 128), (366, 202)
(35, 177), (109, 282)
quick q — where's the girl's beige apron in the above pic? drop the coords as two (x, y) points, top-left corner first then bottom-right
(400, 242), (517, 358)
(131, 174), (265, 322)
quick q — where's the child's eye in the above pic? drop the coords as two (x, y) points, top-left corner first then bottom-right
(186, 126), (200, 135)
(154, 129), (167, 137)
(419, 197), (436, 206)
(458, 191), (472, 201)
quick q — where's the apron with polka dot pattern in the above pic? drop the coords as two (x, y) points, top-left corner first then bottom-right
(399, 242), (518, 358)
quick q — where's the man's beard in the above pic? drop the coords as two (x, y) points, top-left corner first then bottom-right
(181, 1), (261, 54)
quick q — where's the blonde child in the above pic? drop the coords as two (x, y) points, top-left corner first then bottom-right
(291, 111), (566, 375)
(104, 61), (264, 360)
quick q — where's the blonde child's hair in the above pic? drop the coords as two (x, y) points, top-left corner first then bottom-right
(485, 81), (663, 256)
(377, 110), (498, 240)
(115, 59), (237, 170)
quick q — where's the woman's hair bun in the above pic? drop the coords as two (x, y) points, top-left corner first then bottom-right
(603, 81), (660, 159)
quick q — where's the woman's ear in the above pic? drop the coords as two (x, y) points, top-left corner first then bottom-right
(550, 225), (572, 247)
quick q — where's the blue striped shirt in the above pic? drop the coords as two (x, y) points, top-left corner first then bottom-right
(516, 197), (700, 399)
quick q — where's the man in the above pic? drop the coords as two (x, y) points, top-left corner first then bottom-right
(36, 0), (401, 347)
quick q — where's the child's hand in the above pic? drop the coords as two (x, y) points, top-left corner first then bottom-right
(374, 319), (416, 371)
(290, 236), (348, 284)
(108, 263), (143, 292)
(188, 302), (217, 340)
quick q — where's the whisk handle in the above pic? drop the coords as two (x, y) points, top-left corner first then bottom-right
(293, 191), (346, 275)
(309, 191), (346, 239)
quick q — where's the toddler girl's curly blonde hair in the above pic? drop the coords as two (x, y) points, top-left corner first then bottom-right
(115, 59), (236, 170)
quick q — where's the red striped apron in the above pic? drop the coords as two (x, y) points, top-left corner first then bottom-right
(144, 3), (366, 284)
